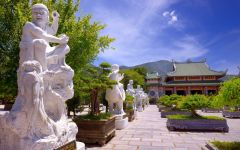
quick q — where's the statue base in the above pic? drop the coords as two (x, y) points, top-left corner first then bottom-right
(54, 140), (85, 150)
(76, 142), (85, 150)
(114, 114), (128, 130)
(0, 111), (79, 150)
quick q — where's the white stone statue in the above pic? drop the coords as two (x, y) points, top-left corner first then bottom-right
(0, 4), (84, 150)
(126, 80), (137, 110)
(126, 80), (135, 96)
(135, 85), (143, 112)
(105, 64), (126, 114)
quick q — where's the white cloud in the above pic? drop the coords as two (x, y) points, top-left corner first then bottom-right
(162, 11), (169, 17)
(162, 10), (178, 24)
(80, 0), (207, 67)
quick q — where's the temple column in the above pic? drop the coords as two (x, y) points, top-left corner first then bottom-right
(173, 87), (176, 94)
(187, 86), (191, 95)
(204, 87), (208, 95)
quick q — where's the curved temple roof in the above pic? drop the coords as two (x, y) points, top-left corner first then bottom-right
(167, 61), (226, 77)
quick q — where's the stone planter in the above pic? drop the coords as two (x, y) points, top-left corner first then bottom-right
(167, 118), (229, 132)
(202, 108), (222, 113)
(125, 109), (135, 122)
(75, 116), (116, 146)
(222, 111), (240, 118)
(158, 106), (172, 112)
(205, 142), (219, 150)
(4, 103), (14, 111)
(161, 110), (191, 118)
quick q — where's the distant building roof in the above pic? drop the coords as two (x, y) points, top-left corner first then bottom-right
(167, 60), (226, 77)
(146, 72), (160, 79)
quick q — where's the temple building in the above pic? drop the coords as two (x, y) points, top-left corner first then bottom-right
(146, 60), (228, 103)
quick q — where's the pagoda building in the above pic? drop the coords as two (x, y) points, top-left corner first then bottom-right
(146, 60), (227, 102)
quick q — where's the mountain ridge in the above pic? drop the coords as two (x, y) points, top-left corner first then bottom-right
(120, 60), (174, 75)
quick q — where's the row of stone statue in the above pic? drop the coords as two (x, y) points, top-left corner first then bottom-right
(126, 80), (149, 112)
(105, 64), (149, 115)
(0, 3), (148, 149)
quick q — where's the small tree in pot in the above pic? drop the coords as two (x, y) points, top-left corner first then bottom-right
(179, 94), (209, 117)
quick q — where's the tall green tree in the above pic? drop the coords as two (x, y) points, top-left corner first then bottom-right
(0, 1), (31, 101)
(120, 69), (145, 90)
(0, 0), (115, 104)
(215, 77), (240, 109)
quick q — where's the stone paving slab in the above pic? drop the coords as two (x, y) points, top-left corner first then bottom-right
(86, 105), (240, 150)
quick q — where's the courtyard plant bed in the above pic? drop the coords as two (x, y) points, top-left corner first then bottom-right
(222, 110), (240, 118)
(161, 110), (191, 118)
(158, 105), (172, 112)
(166, 115), (229, 132)
(74, 113), (116, 146)
(206, 141), (240, 150)
(202, 108), (222, 113)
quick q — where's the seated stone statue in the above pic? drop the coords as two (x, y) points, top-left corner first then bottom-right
(19, 4), (69, 71)
(18, 3), (74, 122)
(0, 4), (78, 150)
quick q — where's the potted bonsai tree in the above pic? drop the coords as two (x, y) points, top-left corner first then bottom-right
(124, 94), (135, 122)
(73, 62), (117, 146)
(167, 94), (229, 132)
(158, 94), (191, 118)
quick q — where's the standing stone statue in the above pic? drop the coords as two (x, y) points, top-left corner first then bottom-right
(126, 80), (135, 96)
(126, 80), (137, 110)
(0, 4), (84, 150)
(135, 85), (144, 112)
(105, 64), (126, 114)
(105, 64), (128, 129)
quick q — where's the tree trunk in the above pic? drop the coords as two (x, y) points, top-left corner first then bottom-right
(90, 88), (100, 115)
(191, 109), (199, 117)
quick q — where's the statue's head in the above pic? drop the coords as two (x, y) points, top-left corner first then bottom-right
(31, 3), (49, 27)
(22, 60), (42, 74)
(111, 64), (119, 72)
(137, 85), (141, 89)
(129, 80), (133, 84)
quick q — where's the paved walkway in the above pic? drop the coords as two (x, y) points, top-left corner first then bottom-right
(87, 105), (240, 150)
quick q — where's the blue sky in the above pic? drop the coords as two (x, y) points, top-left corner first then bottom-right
(78, 0), (240, 74)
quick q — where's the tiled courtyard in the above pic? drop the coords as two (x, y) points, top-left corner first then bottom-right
(86, 105), (240, 150)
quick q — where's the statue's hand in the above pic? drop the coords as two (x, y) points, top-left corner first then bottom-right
(52, 11), (59, 20)
(59, 34), (69, 44)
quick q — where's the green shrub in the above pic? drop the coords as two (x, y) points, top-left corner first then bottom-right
(179, 94), (208, 116)
(211, 141), (240, 150)
(216, 77), (240, 110)
(124, 94), (134, 111)
(167, 114), (224, 120)
(159, 94), (183, 107)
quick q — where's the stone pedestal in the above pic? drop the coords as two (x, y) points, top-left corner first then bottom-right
(76, 142), (85, 150)
(115, 115), (128, 130)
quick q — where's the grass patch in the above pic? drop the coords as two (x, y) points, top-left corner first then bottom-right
(167, 114), (224, 120)
(211, 141), (240, 150)
(74, 113), (112, 121)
